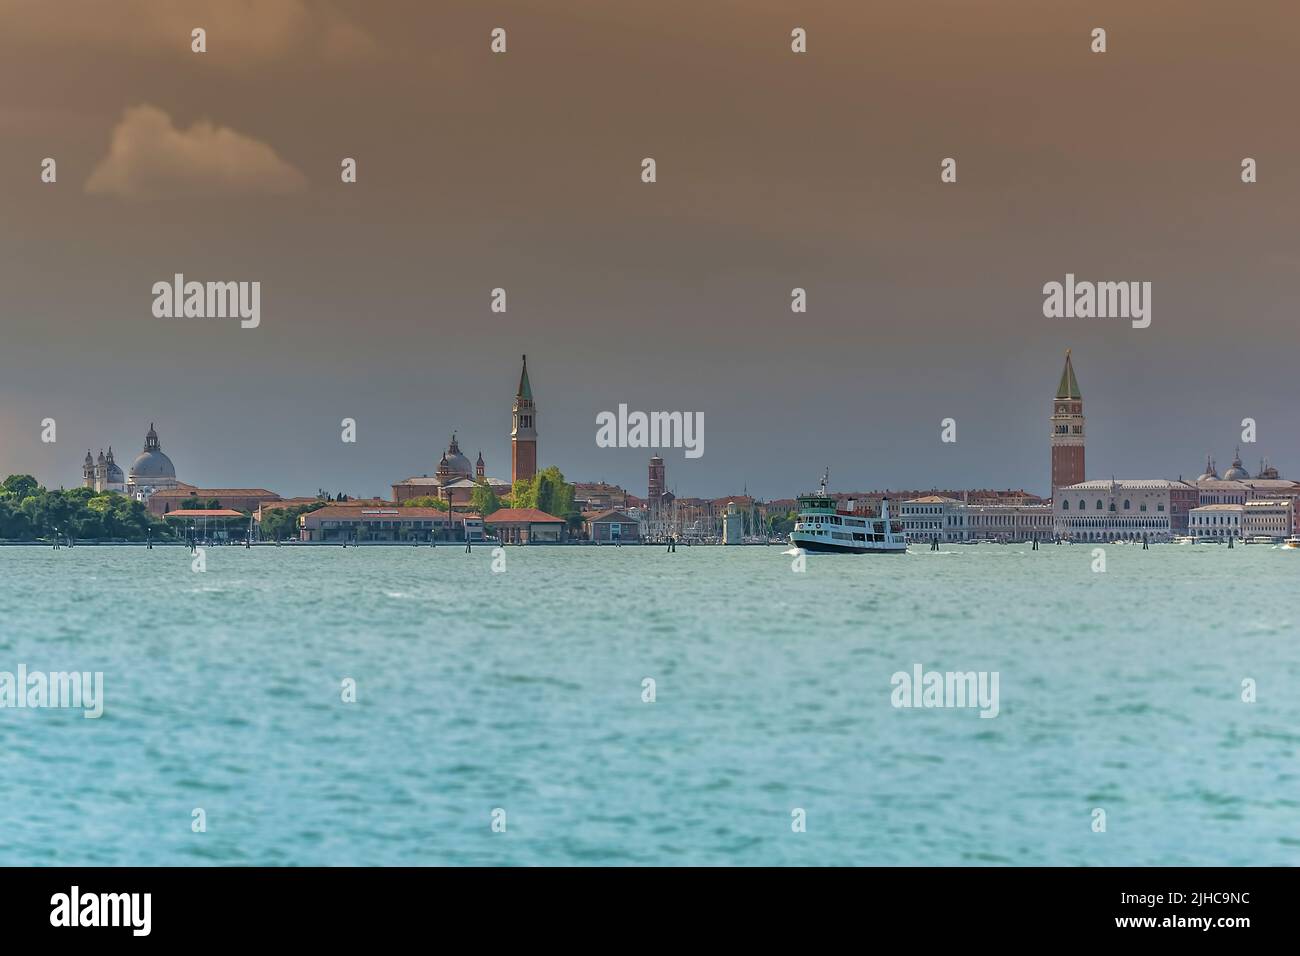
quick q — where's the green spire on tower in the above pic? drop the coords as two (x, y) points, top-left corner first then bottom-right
(1055, 349), (1081, 400)
(517, 354), (533, 400)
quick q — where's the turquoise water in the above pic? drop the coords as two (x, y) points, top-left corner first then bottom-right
(0, 542), (1297, 866)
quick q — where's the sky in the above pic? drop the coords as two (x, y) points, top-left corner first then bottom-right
(2, 0), (1298, 500)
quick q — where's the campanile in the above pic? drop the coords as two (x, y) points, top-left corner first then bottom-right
(1050, 349), (1085, 492)
(511, 355), (538, 483)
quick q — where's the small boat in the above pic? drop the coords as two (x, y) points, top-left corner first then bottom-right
(1283, 536), (1300, 550)
(1172, 535), (1197, 545)
(787, 469), (907, 554)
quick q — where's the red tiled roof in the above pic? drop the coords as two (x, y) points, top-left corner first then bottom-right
(586, 509), (636, 523)
(164, 509), (246, 518)
(482, 508), (564, 524)
(304, 506), (482, 520)
(151, 488), (280, 498)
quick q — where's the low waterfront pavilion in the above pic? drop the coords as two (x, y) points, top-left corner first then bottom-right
(163, 508), (248, 540)
(298, 506), (483, 542)
(483, 508), (565, 544)
(585, 509), (641, 542)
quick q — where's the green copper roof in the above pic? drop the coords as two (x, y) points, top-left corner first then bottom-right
(1056, 350), (1081, 400)
(517, 355), (532, 400)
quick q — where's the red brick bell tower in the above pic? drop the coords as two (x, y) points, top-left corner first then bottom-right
(511, 355), (538, 483)
(1050, 349), (1085, 493)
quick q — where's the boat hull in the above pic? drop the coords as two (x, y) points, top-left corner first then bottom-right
(789, 534), (906, 555)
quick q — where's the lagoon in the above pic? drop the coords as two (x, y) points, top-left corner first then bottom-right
(0, 542), (1296, 865)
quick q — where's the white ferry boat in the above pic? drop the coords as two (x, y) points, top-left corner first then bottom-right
(788, 470), (907, 554)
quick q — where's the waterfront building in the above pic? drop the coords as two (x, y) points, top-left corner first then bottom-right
(147, 487), (281, 518)
(878, 495), (1055, 542)
(574, 482), (630, 512)
(82, 448), (126, 494)
(1053, 479), (1194, 541)
(163, 508), (247, 540)
(1188, 504), (1243, 540)
(900, 496), (967, 543)
(299, 506), (483, 543)
(1242, 482), (1300, 533)
(1184, 452), (1300, 531)
(1050, 350), (1086, 493)
(586, 509), (641, 543)
(1243, 500), (1293, 540)
(837, 488), (1044, 517)
(484, 507), (564, 544)
(1194, 479), (1249, 506)
(511, 355), (538, 483)
(964, 502), (1054, 541)
(392, 432), (510, 504)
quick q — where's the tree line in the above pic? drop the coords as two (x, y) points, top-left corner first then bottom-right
(0, 475), (173, 541)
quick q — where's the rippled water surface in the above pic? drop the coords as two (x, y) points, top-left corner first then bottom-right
(1, 542), (1297, 865)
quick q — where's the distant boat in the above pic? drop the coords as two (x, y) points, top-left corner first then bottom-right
(1283, 536), (1300, 550)
(787, 469), (907, 554)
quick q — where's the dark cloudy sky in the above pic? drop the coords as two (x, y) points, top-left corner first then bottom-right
(2, 0), (1298, 499)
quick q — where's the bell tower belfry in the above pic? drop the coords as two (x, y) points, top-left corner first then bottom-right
(511, 355), (538, 483)
(1050, 349), (1086, 493)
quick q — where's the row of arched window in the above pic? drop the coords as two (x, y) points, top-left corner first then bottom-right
(1061, 499), (1164, 513)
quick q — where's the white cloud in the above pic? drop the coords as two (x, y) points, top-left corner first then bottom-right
(85, 105), (307, 199)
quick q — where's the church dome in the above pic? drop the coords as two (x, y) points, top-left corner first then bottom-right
(129, 423), (176, 480)
(130, 450), (175, 479)
(105, 448), (125, 483)
(440, 433), (473, 478)
(1223, 450), (1250, 481)
(1196, 455), (1218, 482)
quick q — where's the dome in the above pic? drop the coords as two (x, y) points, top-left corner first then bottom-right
(130, 450), (176, 479)
(1223, 450), (1250, 481)
(444, 453), (473, 477)
(129, 422), (176, 481)
(440, 433), (474, 478)
(105, 448), (125, 483)
(1196, 455), (1218, 482)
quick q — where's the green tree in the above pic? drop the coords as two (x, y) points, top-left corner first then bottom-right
(510, 478), (536, 510)
(470, 480), (502, 517)
(403, 496), (448, 511)
(259, 502), (326, 540)
(0, 479), (174, 541)
(1, 475), (39, 500)
(769, 510), (798, 536)
(511, 466), (574, 516)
